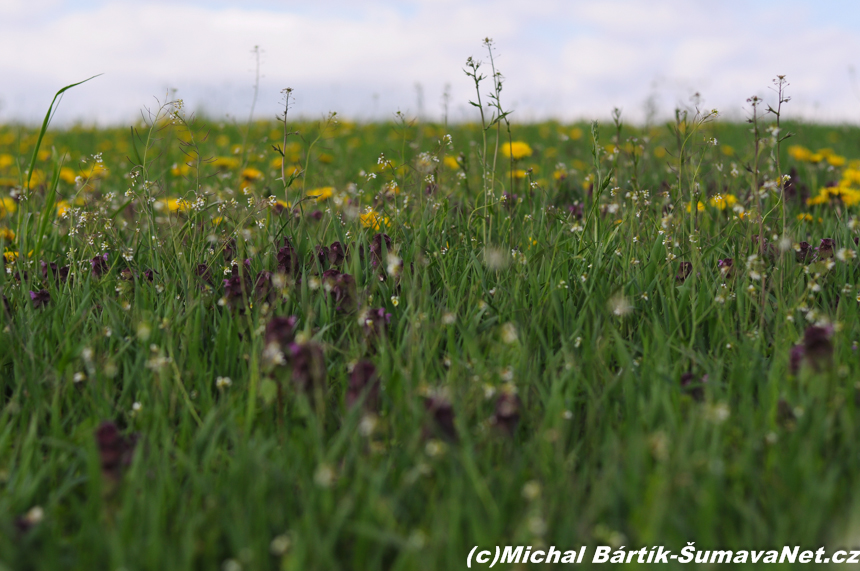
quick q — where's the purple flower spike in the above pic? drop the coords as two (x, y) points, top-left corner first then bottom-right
(30, 289), (50, 309)
(346, 360), (379, 411)
(95, 421), (137, 482)
(90, 253), (109, 278)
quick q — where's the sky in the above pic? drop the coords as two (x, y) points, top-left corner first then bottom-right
(1, 0), (859, 126)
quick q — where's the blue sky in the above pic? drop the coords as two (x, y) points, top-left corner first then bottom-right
(1, 0), (859, 125)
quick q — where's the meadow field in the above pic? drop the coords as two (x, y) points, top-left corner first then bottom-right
(2, 75), (860, 569)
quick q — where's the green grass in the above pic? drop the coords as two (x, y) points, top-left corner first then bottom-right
(1, 92), (860, 570)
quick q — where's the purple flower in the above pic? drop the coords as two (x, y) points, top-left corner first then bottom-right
(276, 238), (300, 275)
(314, 244), (329, 267)
(222, 272), (251, 308)
(816, 238), (835, 260)
(423, 394), (457, 441)
(322, 269), (356, 312)
(143, 269), (157, 282)
(361, 307), (391, 338)
(30, 289), (50, 309)
(264, 315), (298, 349)
(254, 270), (274, 302)
(803, 325), (833, 369)
(680, 372), (707, 402)
(328, 241), (346, 266)
(492, 393), (521, 436)
(717, 258), (734, 280)
(676, 261), (693, 283)
(95, 421), (137, 483)
(90, 253), (109, 278)
(369, 233), (392, 268)
(223, 238), (237, 262)
(196, 264), (213, 284)
(790, 325), (834, 374)
(567, 203), (584, 219)
(287, 341), (326, 392)
(795, 241), (811, 263)
(346, 360), (379, 411)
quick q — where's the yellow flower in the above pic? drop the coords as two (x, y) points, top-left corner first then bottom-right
(318, 153), (334, 164)
(788, 145), (812, 162)
(512, 169), (528, 180)
(306, 186), (334, 202)
(826, 154), (846, 167)
(56, 200), (71, 217)
(170, 162), (192, 177)
(0, 154), (15, 169)
(686, 201), (705, 213)
(241, 167), (263, 181)
(708, 194), (737, 210)
(653, 147), (667, 159)
(59, 167), (77, 184)
(3, 250), (18, 263)
(157, 198), (192, 213)
(797, 213), (813, 222)
(501, 141), (533, 160)
(0, 196), (16, 217)
(721, 145), (734, 156)
(212, 216), (224, 226)
(443, 156), (460, 170)
(841, 168), (860, 186)
(569, 127), (583, 140)
(552, 169), (567, 181)
(360, 210), (389, 230)
(0, 227), (14, 241)
(211, 156), (240, 170)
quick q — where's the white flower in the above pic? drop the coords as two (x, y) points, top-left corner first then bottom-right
(216, 376), (232, 389)
(501, 322), (518, 344)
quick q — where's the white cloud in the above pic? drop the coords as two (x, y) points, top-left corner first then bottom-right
(0, 0), (858, 125)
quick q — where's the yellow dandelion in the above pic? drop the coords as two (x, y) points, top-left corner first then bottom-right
(443, 156), (460, 170)
(59, 167), (77, 184)
(241, 167), (263, 181)
(306, 187), (334, 202)
(210, 156), (240, 170)
(0, 227), (14, 241)
(3, 250), (18, 263)
(788, 145), (812, 162)
(360, 210), (389, 230)
(0, 196), (16, 217)
(686, 201), (705, 213)
(708, 194), (737, 210)
(55, 200), (71, 217)
(501, 141), (533, 160)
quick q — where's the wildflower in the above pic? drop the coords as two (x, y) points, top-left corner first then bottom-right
(276, 238), (299, 275)
(501, 141), (533, 160)
(30, 289), (50, 309)
(608, 294), (633, 317)
(287, 341), (327, 392)
(95, 421), (137, 483)
(360, 210), (388, 230)
(14, 506), (45, 534)
(717, 258), (734, 280)
(423, 393), (457, 441)
(254, 270), (274, 302)
(0, 196), (18, 219)
(327, 241), (346, 266)
(442, 311), (456, 325)
(360, 307), (391, 338)
(369, 233), (392, 268)
(680, 372), (707, 402)
(90, 253), (109, 278)
(492, 392), (521, 436)
(306, 186), (334, 202)
(264, 316), (298, 350)
(314, 464), (335, 488)
(501, 322), (518, 344)
(790, 325), (834, 374)
(816, 238), (834, 260)
(795, 241), (812, 263)
(675, 261), (693, 283)
(216, 376), (232, 390)
(346, 360), (379, 411)
(322, 269), (357, 312)
(836, 248), (856, 262)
